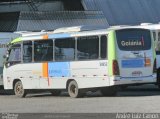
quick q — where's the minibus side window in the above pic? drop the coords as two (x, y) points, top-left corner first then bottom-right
(23, 41), (32, 63)
(156, 32), (160, 52)
(100, 35), (107, 59)
(55, 38), (75, 61)
(77, 36), (99, 60)
(153, 31), (156, 41)
(34, 40), (53, 62)
(158, 32), (160, 41)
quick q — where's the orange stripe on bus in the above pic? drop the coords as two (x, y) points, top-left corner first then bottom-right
(43, 35), (48, 40)
(43, 63), (48, 77)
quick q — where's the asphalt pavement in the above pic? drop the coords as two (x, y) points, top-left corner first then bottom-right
(0, 84), (160, 114)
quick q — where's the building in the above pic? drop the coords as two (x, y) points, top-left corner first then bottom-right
(1, 0), (160, 32)
(0, 0), (108, 32)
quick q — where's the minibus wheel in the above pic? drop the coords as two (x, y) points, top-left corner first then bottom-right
(14, 80), (27, 98)
(68, 80), (84, 98)
(50, 90), (61, 96)
(157, 69), (160, 89)
(100, 87), (117, 96)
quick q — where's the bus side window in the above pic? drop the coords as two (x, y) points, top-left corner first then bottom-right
(23, 41), (32, 63)
(153, 32), (156, 41)
(77, 36), (99, 60)
(34, 40), (53, 62)
(55, 38), (75, 61)
(158, 32), (160, 41)
(7, 44), (21, 66)
(156, 32), (160, 52)
(100, 35), (107, 59)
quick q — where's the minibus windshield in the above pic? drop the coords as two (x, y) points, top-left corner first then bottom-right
(116, 29), (151, 51)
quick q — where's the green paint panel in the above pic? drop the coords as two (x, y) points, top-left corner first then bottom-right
(11, 37), (22, 44)
(108, 30), (117, 76)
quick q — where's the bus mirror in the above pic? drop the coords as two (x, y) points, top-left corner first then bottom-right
(3, 55), (6, 59)
(3, 54), (9, 59)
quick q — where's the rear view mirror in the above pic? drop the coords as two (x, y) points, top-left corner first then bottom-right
(3, 55), (6, 59)
(3, 54), (9, 59)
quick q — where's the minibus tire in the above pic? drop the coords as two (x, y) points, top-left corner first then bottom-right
(156, 69), (160, 89)
(50, 90), (61, 96)
(157, 70), (160, 89)
(68, 80), (84, 98)
(14, 81), (27, 98)
(100, 87), (117, 96)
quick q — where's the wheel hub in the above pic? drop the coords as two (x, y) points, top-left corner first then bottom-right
(70, 85), (76, 94)
(16, 84), (23, 95)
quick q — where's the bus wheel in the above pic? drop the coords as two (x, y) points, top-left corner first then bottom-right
(14, 81), (27, 98)
(100, 87), (117, 96)
(50, 90), (61, 96)
(68, 80), (84, 98)
(157, 69), (160, 89)
(157, 70), (160, 89)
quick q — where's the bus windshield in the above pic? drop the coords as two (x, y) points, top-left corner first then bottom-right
(116, 29), (151, 51)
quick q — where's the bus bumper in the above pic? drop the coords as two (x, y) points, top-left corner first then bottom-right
(110, 74), (157, 86)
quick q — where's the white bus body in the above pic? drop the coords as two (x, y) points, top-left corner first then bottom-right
(131, 23), (160, 87)
(136, 23), (160, 68)
(3, 27), (156, 97)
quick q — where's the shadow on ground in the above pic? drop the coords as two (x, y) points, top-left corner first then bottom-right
(1, 84), (160, 98)
(0, 89), (14, 95)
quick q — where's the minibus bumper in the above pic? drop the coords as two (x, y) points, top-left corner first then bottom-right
(110, 74), (157, 86)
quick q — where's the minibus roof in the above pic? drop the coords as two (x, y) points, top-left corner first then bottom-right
(10, 26), (150, 44)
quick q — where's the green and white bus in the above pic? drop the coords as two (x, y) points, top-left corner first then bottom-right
(133, 23), (160, 88)
(3, 26), (157, 98)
